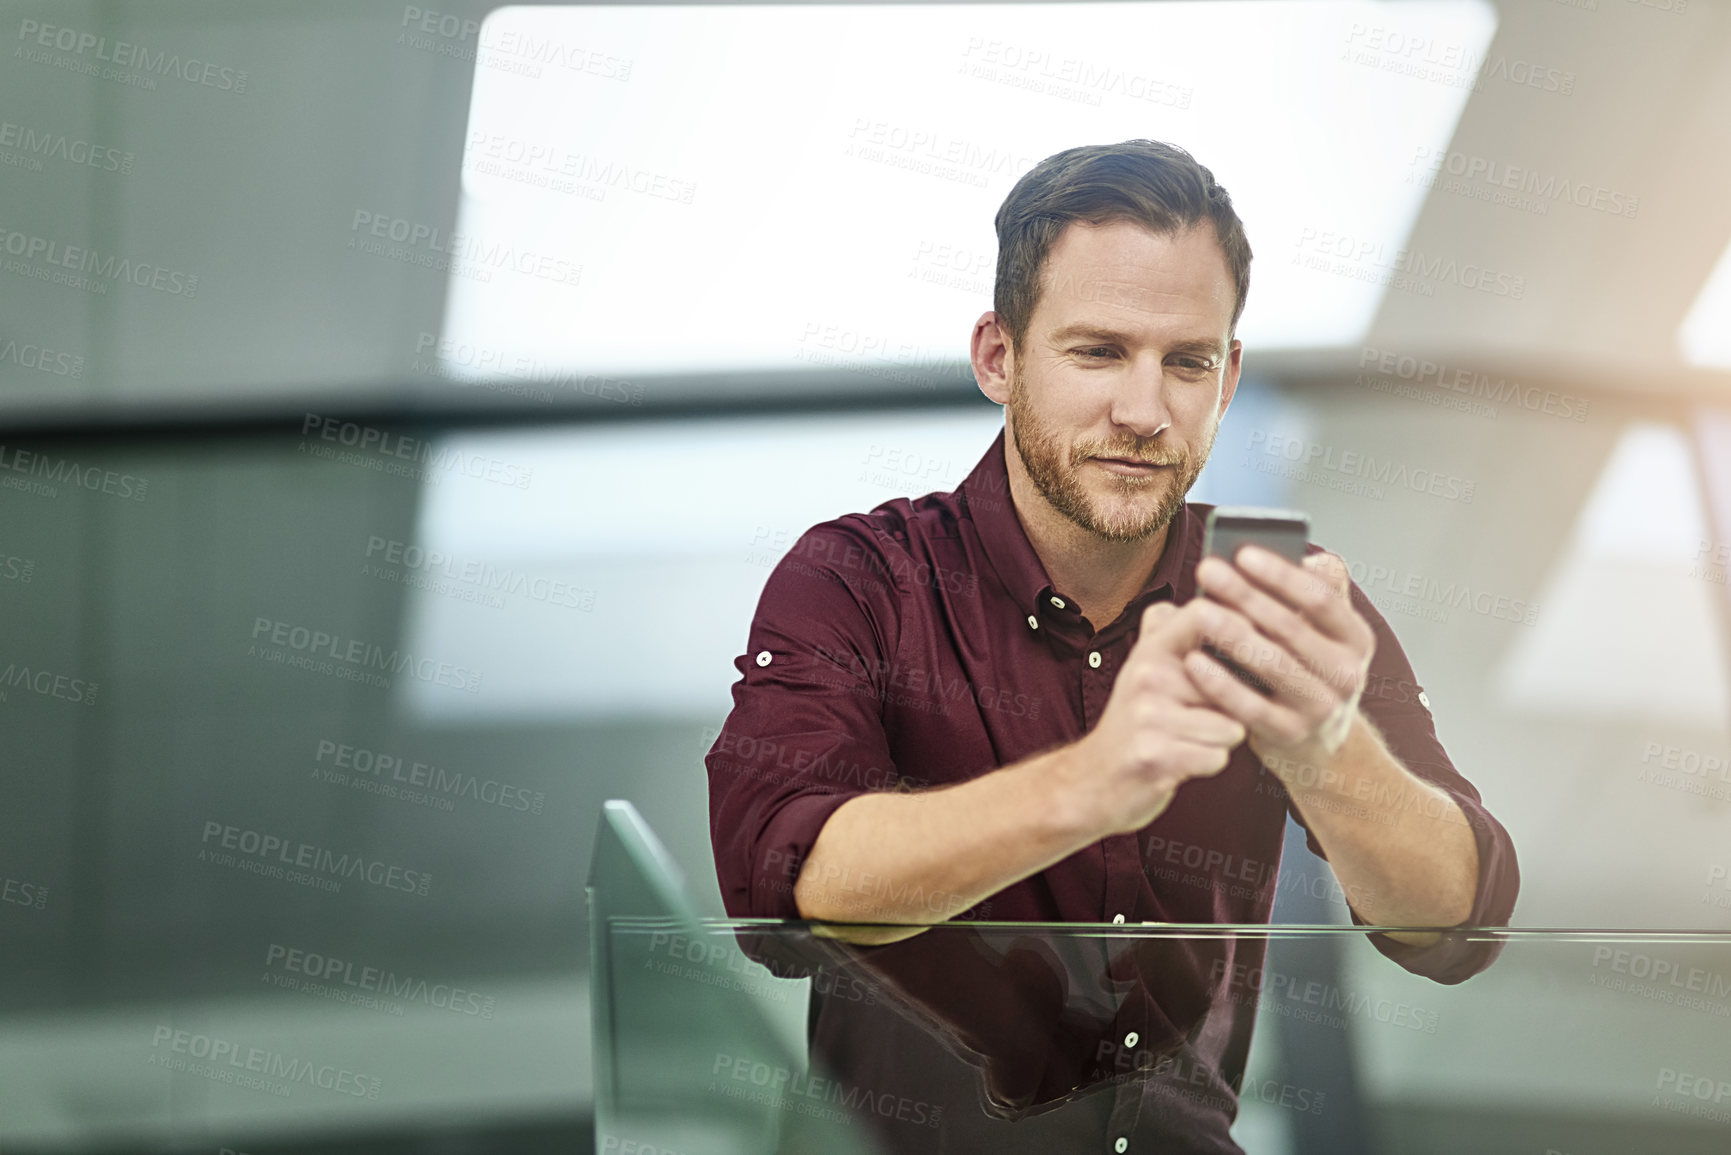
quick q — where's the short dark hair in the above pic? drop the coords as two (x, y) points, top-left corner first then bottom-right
(992, 140), (1252, 353)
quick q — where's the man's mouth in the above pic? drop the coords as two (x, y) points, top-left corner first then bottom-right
(1092, 456), (1172, 473)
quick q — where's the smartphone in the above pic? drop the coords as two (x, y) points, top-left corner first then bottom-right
(1199, 507), (1310, 695)
(1202, 506), (1310, 566)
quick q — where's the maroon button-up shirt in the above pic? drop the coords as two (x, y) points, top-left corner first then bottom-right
(707, 427), (1519, 1150)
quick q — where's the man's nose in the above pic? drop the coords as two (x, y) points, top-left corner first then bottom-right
(1109, 356), (1174, 438)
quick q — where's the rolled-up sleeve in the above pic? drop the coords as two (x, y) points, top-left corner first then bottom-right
(707, 518), (905, 920)
(1288, 581), (1521, 983)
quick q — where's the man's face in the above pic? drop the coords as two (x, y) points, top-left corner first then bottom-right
(1003, 219), (1242, 543)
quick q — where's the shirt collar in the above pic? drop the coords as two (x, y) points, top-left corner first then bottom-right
(959, 428), (1196, 627)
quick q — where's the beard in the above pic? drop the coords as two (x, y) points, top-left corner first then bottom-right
(1007, 366), (1213, 543)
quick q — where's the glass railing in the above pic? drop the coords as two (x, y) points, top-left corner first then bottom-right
(590, 803), (1731, 1154)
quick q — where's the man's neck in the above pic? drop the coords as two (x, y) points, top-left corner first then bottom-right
(1005, 455), (1173, 631)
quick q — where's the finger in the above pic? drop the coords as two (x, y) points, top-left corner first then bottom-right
(1183, 647), (1314, 748)
(1189, 600), (1347, 718)
(1233, 546), (1369, 649)
(1193, 574), (1361, 699)
(1137, 599), (1177, 645)
(1196, 554), (1330, 662)
(1123, 605), (1209, 705)
(1304, 550), (1350, 589)
(1300, 552), (1370, 641)
(1135, 597), (1216, 660)
(1141, 738), (1236, 782)
(1152, 702), (1248, 750)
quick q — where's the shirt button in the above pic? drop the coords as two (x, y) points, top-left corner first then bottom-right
(1050, 595), (1066, 609)
(1114, 1139), (1129, 1154)
(1124, 1031), (1139, 1048)
(1088, 651), (1101, 668)
(1027, 615), (1039, 630)
(1419, 691), (1431, 708)
(755, 651), (772, 667)
(1111, 913), (1125, 924)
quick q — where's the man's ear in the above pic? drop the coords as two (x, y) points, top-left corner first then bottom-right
(971, 311), (1012, 406)
(1217, 337), (1243, 417)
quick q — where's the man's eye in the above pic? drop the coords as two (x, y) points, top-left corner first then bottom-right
(1173, 357), (1216, 372)
(1076, 347), (1116, 360)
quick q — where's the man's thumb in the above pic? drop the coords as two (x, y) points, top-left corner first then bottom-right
(1138, 598), (1204, 657)
(1140, 600), (1176, 636)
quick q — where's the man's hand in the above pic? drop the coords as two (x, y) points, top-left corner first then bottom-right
(1185, 547), (1376, 775)
(1062, 600), (1247, 838)
(1183, 547), (1483, 941)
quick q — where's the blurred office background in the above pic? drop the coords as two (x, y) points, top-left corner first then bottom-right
(2, 0), (1731, 1151)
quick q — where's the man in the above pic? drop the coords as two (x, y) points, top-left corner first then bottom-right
(707, 139), (1519, 1152)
